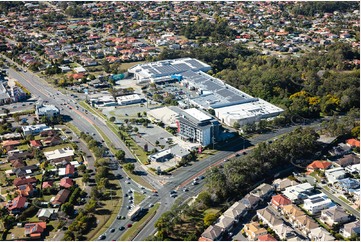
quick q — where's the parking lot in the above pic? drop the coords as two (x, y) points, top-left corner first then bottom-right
(131, 123), (173, 150)
(101, 103), (160, 122)
(0, 99), (36, 116)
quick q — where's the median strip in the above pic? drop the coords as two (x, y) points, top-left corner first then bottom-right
(120, 203), (160, 241)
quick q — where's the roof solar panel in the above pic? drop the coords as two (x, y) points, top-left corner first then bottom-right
(204, 80), (222, 91)
(173, 63), (191, 72)
(186, 59), (205, 69)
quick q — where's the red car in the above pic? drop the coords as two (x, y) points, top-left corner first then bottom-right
(127, 224), (132, 228)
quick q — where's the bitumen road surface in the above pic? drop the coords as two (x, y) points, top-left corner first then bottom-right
(4, 56), (329, 241)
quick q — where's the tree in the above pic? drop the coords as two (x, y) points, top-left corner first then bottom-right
(109, 116), (116, 122)
(233, 122), (240, 130)
(82, 173), (90, 184)
(204, 213), (218, 227)
(195, 191), (212, 208)
(62, 202), (74, 216)
(115, 150), (125, 161)
(123, 163), (135, 174)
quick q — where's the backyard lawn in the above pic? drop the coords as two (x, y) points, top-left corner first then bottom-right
(42, 143), (74, 152)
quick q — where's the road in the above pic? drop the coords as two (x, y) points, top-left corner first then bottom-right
(3, 55), (329, 241)
(306, 176), (360, 219)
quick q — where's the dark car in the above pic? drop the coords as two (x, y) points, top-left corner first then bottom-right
(110, 228), (115, 233)
(127, 224), (132, 228)
(119, 226), (125, 231)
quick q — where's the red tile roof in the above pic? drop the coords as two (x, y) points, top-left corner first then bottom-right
(42, 181), (53, 189)
(346, 139), (360, 148)
(272, 194), (292, 207)
(65, 164), (75, 175)
(8, 196), (27, 210)
(59, 177), (73, 188)
(258, 234), (277, 241)
(24, 222), (46, 237)
(30, 140), (42, 147)
(307, 160), (332, 170)
(1, 140), (21, 147)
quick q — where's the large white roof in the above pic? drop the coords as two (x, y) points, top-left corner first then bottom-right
(184, 108), (212, 122)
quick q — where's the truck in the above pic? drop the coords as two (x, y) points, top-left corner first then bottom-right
(127, 205), (142, 221)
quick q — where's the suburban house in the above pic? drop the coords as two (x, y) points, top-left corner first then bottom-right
(199, 225), (223, 241)
(329, 143), (352, 156)
(240, 194), (261, 209)
(43, 148), (74, 164)
(271, 194), (292, 210)
(10, 159), (25, 168)
(214, 215), (234, 232)
(30, 140), (43, 148)
(256, 206), (283, 229)
(308, 227), (335, 241)
(59, 177), (73, 188)
(37, 208), (59, 221)
(51, 189), (71, 206)
(306, 160), (332, 173)
(24, 222), (47, 239)
(42, 181), (54, 189)
(346, 138), (360, 148)
(7, 196), (28, 214)
(325, 167), (347, 184)
(13, 176), (37, 187)
(16, 184), (35, 197)
(258, 234), (277, 241)
(243, 222), (267, 240)
(281, 204), (304, 223)
(303, 193), (334, 214)
(272, 177), (299, 191)
(282, 183), (314, 202)
(42, 136), (62, 147)
(337, 178), (360, 193)
(334, 154), (360, 167)
(40, 130), (58, 137)
(13, 165), (38, 178)
(250, 183), (274, 201)
(320, 206), (350, 227)
(22, 124), (51, 136)
(223, 201), (248, 222)
(340, 221), (360, 239)
(7, 150), (33, 163)
(293, 215), (319, 236)
(257, 234), (277, 241)
(272, 223), (294, 240)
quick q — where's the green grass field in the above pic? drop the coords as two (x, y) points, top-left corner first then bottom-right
(133, 191), (146, 205)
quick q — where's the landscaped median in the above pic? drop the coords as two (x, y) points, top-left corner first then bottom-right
(88, 179), (123, 241)
(120, 203), (160, 241)
(79, 101), (149, 164)
(66, 122), (82, 136)
(78, 101), (154, 190)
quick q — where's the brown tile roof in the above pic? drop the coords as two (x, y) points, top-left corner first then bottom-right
(7, 196), (27, 210)
(13, 177), (37, 187)
(52, 189), (71, 205)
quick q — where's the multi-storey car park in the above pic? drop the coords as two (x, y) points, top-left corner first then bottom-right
(128, 58), (284, 128)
